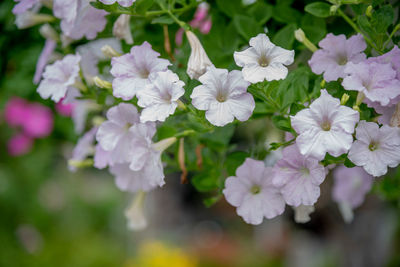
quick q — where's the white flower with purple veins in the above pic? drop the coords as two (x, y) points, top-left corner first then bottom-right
(99, 0), (136, 7)
(190, 67), (255, 127)
(137, 70), (185, 122)
(37, 54), (81, 102)
(53, 0), (107, 40)
(96, 103), (155, 165)
(223, 158), (286, 225)
(234, 33), (294, 83)
(309, 33), (366, 82)
(110, 42), (171, 100)
(291, 89), (360, 160)
(342, 61), (400, 106)
(348, 121), (400, 177)
(272, 144), (327, 206)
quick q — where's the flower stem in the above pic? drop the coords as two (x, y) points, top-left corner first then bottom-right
(383, 24), (400, 50)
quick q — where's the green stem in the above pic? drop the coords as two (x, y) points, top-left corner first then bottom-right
(337, 9), (381, 53)
(383, 24), (400, 50)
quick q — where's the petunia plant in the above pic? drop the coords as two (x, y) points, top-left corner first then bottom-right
(9, 0), (400, 228)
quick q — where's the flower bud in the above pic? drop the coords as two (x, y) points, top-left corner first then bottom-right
(113, 14), (133, 45)
(152, 137), (177, 152)
(101, 45), (121, 59)
(125, 192), (147, 231)
(185, 31), (213, 80)
(93, 76), (112, 90)
(15, 12), (55, 29)
(39, 24), (59, 41)
(294, 205), (314, 223)
(294, 28), (318, 52)
(366, 5), (373, 17)
(340, 93), (350, 105)
(390, 103), (400, 127)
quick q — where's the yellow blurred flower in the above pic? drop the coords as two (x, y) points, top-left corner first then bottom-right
(126, 241), (197, 267)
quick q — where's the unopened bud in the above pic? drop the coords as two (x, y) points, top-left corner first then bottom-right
(15, 12), (55, 29)
(330, 5), (338, 15)
(39, 24), (59, 41)
(355, 92), (365, 106)
(68, 159), (94, 169)
(186, 31), (213, 80)
(92, 116), (106, 126)
(340, 93), (350, 105)
(113, 14), (133, 45)
(366, 5), (373, 17)
(294, 28), (318, 52)
(152, 137), (177, 152)
(320, 79), (326, 88)
(101, 45), (121, 58)
(93, 76), (112, 90)
(125, 192), (147, 231)
(294, 205), (315, 223)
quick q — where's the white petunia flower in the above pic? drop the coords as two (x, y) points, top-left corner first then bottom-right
(110, 42), (171, 100)
(124, 191), (147, 231)
(96, 103), (155, 165)
(37, 54), (81, 102)
(190, 66), (255, 127)
(223, 158), (285, 225)
(137, 70), (185, 122)
(186, 31), (213, 80)
(291, 89), (360, 160)
(234, 33), (294, 83)
(348, 121), (400, 177)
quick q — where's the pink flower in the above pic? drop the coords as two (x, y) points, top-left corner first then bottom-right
(8, 133), (34, 156)
(223, 158), (285, 225)
(4, 97), (29, 127)
(23, 102), (53, 138)
(309, 34), (366, 82)
(291, 89), (359, 160)
(272, 144), (327, 206)
(55, 99), (74, 117)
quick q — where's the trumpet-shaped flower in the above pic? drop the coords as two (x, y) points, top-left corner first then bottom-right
(190, 67), (255, 127)
(291, 89), (360, 160)
(342, 61), (400, 106)
(309, 33), (366, 82)
(113, 14), (133, 44)
(37, 54), (81, 102)
(69, 127), (97, 172)
(137, 70), (185, 122)
(110, 42), (171, 100)
(99, 0), (136, 7)
(368, 45), (400, 80)
(272, 144), (327, 206)
(223, 158), (285, 225)
(348, 121), (400, 177)
(234, 33), (294, 83)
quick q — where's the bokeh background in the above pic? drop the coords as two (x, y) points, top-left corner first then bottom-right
(1, 0), (400, 266)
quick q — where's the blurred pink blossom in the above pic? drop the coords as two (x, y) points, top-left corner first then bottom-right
(5, 97), (29, 127)
(55, 99), (74, 117)
(23, 102), (53, 138)
(8, 133), (34, 156)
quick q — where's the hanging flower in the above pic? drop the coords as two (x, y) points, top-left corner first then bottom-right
(113, 14), (133, 44)
(185, 31), (213, 80)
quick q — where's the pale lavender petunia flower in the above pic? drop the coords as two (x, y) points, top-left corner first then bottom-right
(309, 33), (366, 82)
(37, 54), (81, 102)
(68, 127), (97, 172)
(364, 96), (400, 125)
(137, 70), (185, 122)
(113, 14), (133, 44)
(110, 42), (171, 100)
(34, 39), (56, 84)
(99, 0), (136, 7)
(96, 103), (154, 165)
(348, 121), (400, 177)
(342, 61), (400, 106)
(223, 158), (285, 225)
(94, 144), (112, 169)
(291, 89), (360, 160)
(190, 66), (255, 127)
(272, 144), (327, 207)
(54, 0), (107, 40)
(234, 33), (294, 83)
(332, 165), (373, 209)
(12, 0), (39, 15)
(368, 45), (400, 80)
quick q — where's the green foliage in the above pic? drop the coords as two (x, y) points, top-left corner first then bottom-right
(305, 2), (332, 18)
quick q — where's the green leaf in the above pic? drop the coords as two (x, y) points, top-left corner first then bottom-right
(304, 2), (332, 18)
(191, 169), (221, 192)
(272, 23), (297, 49)
(203, 195), (222, 207)
(200, 124), (235, 149)
(370, 5), (394, 33)
(151, 15), (174, 24)
(272, 115), (292, 132)
(273, 4), (301, 24)
(233, 15), (263, 40)
(216, 0), (242, 18)
(135, 0), (155, 15)
(301, 14), (326, 43)
(225, 151), (249, 176)
(247, 2), (273, 25)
